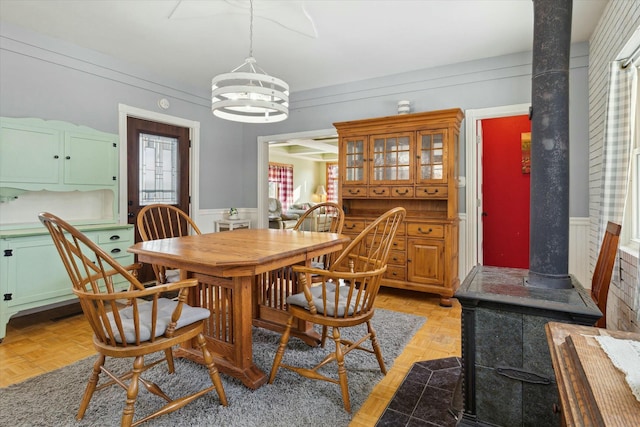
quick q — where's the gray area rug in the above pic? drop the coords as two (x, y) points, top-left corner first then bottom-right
(0, 309), (425, 427)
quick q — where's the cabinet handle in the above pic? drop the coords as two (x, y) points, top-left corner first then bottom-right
(53, 155), (59, 159)
(418, 227), (433, 234)
(65, 156), (71, 160)
(348, 189), (360, 195)
(373, 189), (385, 195)
(423, 188), (439, 195)
(110, 248), (121, 254)
(109, 235), (121, 240)
(394, 189), (409, 195)
(345, 224), (356, 230)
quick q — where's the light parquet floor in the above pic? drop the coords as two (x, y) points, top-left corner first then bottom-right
(0, 287), (462, 426)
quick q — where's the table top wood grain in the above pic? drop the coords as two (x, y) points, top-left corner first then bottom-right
(546, 322), (640, 427)
(129, 228), (350, 277)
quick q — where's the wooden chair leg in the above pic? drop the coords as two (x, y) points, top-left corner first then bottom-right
(77, 354), (105, 420)
(269, 315), (294, 383)
(332, 327), (351, 413)
(164, 348), (175, 373)
(121, 356), (144, 427)
(196, 333), (228, 406)
(321, 325), (328, 347)
(368, 320), (386, 374)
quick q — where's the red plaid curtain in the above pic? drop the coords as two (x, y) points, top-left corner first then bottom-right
(326, 163), (339, 204)
(268, 163), (294, 211)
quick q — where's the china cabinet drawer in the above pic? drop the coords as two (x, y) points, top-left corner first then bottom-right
(415, 186), (448, 199)
(343, 186), (367, 198)
(390, 236), (405, 251)
(407, 223), (445, 238)
(384, 265), (406, 281)
(388, 249), (406, 265)
(343, 219), (367, 234)
(368, 186), (390, 197)
(390, 186), (414, 197)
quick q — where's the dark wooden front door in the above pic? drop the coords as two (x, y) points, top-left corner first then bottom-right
(127, 117), (190, 283)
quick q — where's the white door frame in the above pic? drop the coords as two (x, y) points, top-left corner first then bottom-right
(117, 104), (200, 225)
(256, 128), (337, 229)
(464, 103), (530, 275)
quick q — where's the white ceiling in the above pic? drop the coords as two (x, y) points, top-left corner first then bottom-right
(0, 0), (608, 94)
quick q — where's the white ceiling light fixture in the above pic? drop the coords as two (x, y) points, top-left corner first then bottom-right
(211, 0), (289, 123)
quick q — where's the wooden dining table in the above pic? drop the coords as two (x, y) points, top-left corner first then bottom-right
(128, 228), (350, 389)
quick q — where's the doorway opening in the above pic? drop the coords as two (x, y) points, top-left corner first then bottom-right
(257, 128), (337, 228)
(464, 103), (530, 276)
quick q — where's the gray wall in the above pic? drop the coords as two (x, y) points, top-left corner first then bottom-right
(0, 21), (590, 216)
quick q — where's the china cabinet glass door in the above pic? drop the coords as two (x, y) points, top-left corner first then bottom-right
(342, 136), (367, 185)
(417, 130), (448, 183)
(370, 133), (413, 183)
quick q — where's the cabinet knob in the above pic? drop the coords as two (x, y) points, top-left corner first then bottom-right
(65, 156), (71, 160)
(53, 155), (59, 159)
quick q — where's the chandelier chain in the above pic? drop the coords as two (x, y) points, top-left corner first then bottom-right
(249, 0), (254, 58)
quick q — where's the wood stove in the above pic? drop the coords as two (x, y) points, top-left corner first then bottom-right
(454, 1), (603, 423)
(456, 266), (600, 426)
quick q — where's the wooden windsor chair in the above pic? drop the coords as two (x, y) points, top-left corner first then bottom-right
(591, 221), (621, 328)
(268, 207), (406, 412)
(137, 204), (201, 285)
(39, 212), (227, 427)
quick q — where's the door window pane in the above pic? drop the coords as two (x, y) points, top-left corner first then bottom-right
(139, 133), (178, 205)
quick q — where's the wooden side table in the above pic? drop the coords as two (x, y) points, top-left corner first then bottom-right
(215, 218), (251, 232)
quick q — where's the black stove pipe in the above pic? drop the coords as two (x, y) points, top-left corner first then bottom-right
(528, 0), (573, 289)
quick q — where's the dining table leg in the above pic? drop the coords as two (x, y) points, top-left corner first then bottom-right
(173, 273), (268, 389)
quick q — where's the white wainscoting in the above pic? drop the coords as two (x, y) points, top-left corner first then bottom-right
(569, 217), (591, 288)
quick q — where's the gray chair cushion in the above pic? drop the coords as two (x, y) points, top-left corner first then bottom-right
(287, 281), (360, 316)
(106, 298), (210, 344)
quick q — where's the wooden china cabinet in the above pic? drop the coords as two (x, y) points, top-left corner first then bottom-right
(334, 109), (463, 306)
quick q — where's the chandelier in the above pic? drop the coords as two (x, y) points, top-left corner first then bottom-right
(211, 0), (289, 123)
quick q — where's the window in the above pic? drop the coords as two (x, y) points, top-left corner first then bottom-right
(629, 71), (640, 244)
(139, 133), (178, 205)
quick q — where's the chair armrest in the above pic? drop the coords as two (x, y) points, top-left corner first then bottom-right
(74, 278), (199, 301)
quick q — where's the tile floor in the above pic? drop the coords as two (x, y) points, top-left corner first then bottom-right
(376, 357), (462, 427)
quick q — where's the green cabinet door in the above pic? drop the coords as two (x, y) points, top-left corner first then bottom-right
(0, 120), (62, 185)
(64, 131), (117, 186)
(1, 235), (73, 309)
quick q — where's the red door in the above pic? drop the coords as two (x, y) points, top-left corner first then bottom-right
(482, 115), (531, 268)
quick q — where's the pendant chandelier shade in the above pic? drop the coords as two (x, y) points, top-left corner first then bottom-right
(211, 1), (289, 123)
